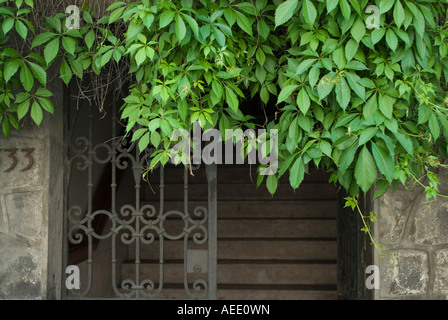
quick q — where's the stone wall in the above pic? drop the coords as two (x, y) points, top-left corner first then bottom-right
(0, 78), (64, 299)
(374, 173), (448, 299)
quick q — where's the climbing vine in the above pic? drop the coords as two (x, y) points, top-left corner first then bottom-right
(1, 0), (448, 243)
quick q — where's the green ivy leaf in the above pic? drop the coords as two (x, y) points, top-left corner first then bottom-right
(150, 131), (161, 148)
(289, 156), (305, 189)
(385, 28), (398, 51)
(225, 86), (239, 112)
(297, 88), (311, 115)
(345, 39), (358, 62)
(406, 1), (425, 38)
(27, 61), (46, 86)
(44, 37), (60, 65)
(15, 19), (27, 40)
(335, 77), (350, 110)
(371, 142), (394, 183)
(302, 0), (317, 27)
(319, 140), (332, 158)
(266, 174), (278, 195)
(235, 10), (253, 36)
(60, 58), (72, 85)
(4, 59), (21, 83)
(394, 0), (405, 28)
(138, 132), (150, 152)
(160, 11), (175, 28)
(379, 0), (395, 14)
(358, 127), (378, 146)
(37, 97), (54, 114)
(363, 93), (378, 119)
(371, 28), (385, 45)
(339, 0), (351, 20)
(394, 131), (414, 156)
(379, 94), (396, 119)
(338, 138), (358, 174)
(296, 58), (316, 75)
(20, 64), (34, 92)
(354, 145), (377, 193)
(62, 36), (76, 56)
(326, 0), (339, 13)
(277, 85), (298, 104)
(175, 14), (187, 42)
(351, 17), (366, 43)
(256, 47), (266, 66)
(30, 100), (43, 126)
(2, 17), (14, 34)
(2, 116), (10, 137)
(345, 72), (365, 100)
(182, 13), (199, 36)
(275, 0), (298, 27)
(428, 112), (440, 140)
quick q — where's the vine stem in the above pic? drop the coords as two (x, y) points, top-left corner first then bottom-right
(346, 197), (395, 265)
(355, 202), (385, 256)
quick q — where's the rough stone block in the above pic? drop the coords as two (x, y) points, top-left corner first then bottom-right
(0, 233), (42, 299)
(376, 188), (418, 244)
(434, 249), (448, 295)
(380, 250), (429, 297)
(0, 196), (6, 233)
(5, 192), (43, 245)
(435, 164), (448, 194)
(409, 198), (448, 245)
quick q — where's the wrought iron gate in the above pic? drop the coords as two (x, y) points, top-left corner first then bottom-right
(64, 101), (217, 299)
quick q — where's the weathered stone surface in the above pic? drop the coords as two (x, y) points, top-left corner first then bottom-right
(409, 199), (448, 245)
(0, 233), (41, 299)
(0, 195), (6, 233)
(380, 250), (429, 297)
(376, 188), (418, 245)
(433, 249), (448, 295)
(5, 192), (43, 245)
(436, 164), (448, 194)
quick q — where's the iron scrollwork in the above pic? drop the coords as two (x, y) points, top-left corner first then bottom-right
(66, 105), (212, 300)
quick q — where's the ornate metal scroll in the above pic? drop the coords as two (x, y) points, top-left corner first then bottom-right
(65, 103), (217, 300)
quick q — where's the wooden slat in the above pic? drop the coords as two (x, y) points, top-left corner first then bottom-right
(118, 286), (338, 300)
(145, 165), (333, 185)
(217, 219), (336, 238)
(129, 240), (337, 261)
(144, 183), (337, 201)
(141, 200), (337, 218)
(121, 262), (337, 285)
(133, 218), (336, 239)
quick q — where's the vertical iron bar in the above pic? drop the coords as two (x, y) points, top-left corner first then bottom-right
(159, 164), (165, 296)
(62, 83), (71, 300)
(84, 104), (94, 297)
(135, 146), (141, 298)
(206, 164), (217, 300)
(111, 103), (119, 297)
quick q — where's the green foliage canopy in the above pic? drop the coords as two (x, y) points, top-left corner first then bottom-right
(1, 0), (448, 200)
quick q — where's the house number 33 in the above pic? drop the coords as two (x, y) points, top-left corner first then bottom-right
(1, 148), (35, 172)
